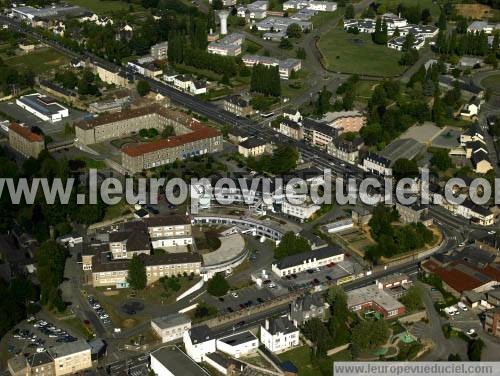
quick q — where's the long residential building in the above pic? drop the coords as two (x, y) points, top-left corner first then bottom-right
(8, 123), (45, 158)
(91, 252), (203, 288)
(242, 55), (302, 79)
(271, 246), (344, 277)
(207, 33), (244, 56)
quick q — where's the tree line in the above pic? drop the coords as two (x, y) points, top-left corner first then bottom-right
(250, 64), (281, 97)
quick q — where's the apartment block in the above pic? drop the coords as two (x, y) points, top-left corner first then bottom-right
(8, 123), (45, 158)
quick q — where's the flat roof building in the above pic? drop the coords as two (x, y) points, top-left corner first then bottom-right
(16, 93), (69, 123)
(150, 346), (209, 376)
(347, 284), (406, 318)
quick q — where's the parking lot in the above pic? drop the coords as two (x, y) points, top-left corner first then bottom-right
(206, 285), (278, 314)
(7, 317), (78, 358)
(87, 295), (113, 328)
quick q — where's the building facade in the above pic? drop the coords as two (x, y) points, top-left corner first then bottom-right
(8, 123), (45, 158)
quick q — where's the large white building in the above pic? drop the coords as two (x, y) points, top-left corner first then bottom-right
(207, 33), (244, 56)
(283, 0), (336, 11)
(216, 331), (259, 358)
(237, 0), (268, 19)
(48, 340), (92, 376)
(151, 314), (192, 343)
(260, 317), (299, 353)
(281, 200), (321, 221)
(361, 153), (392, 176)
(271, 245), (344, 277)
(242, 55), (302, 79)
(183, 325), (217, 362)
(16, 93), (69, 123)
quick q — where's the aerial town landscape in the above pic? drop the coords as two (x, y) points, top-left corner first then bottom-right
(0, 0), (499, 373)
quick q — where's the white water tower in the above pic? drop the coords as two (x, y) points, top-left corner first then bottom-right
(218, 10), (229, 35)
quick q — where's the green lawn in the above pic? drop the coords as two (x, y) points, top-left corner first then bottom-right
(481, 73), (500, 95)
(318, 28), (406, 77)
(377, 0), (441, 17)
(279, 346), (321, 376)
(64, 0), (136, 13)
(5, 48), (69, 73)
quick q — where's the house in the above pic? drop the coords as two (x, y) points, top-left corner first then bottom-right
(172, 75), (207, 95)
(150, 346), (209, 376)
(327, 138), (364, 165)
(347, 284), (406, 318)
(343, 18), (376, 33)
(283, 0), (336, 12)
(205, 353), (246, 376)
(48, 340), (92, 376)
(460, 97), (481, 120)
(281, 201), (320, 221)
(290, 292), (328, 325)
(439, 75), (484, 98)
(16, 93), (69, 123)
(224, 95), (254, 117)
(454, 199), (494, 226)
(283, 109), (302, 123)
(279, 118), (303, 140)
(151, 314), (191, 343)
(361, 153), (392, 176)
(228, 127), (251, 144)
(271, 246), (344, 277)
(237, 0), (268, 19)
(208, 0), (236, 6)
(460, 123), (485, 145)
(216, 331), (259, 358)
(238, 137), (267, 158)
(183, 325), (217, 362)
(127, 59), (162, 78)
(260, 316), (299, 353)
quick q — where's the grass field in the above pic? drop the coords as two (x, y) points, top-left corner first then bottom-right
(318, 28), (405, 77)
(377, 0), (441, 16)
(279, 346), (352, 376)
(481, 73), (500, 95)
(64, 0), (135, 13)
(5, 48), (69, 73)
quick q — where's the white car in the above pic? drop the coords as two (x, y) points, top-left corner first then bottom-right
(466, 329), (476, 335)
(231, 292), (238, 298)
(36, 348), (45, 353)
(457, 302), (468, 311)
(268, 283), (277, 288)
(488, 230), (496, 235)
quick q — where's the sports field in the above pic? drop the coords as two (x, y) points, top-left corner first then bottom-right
(5, 48), (69, 73)
(64, 0), (137, 13)
(318, 28), (405, 77)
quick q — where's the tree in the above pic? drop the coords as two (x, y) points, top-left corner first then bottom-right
(296, 47), (306, 60)
(127, 255), (147, 290)
(286, 23), (302, 38)
(275, 232), (311, 259)
(344, 4), (355, 19)
(211, 0), (223, 9)
(399, 285), (423, 312)
(250, 64), (281, 96)
(437, 11), (447, 30)
(431, 148), (452, 171)
(279, 37), (293, 49)
(36, 241), (67, 308)
(161, 125), (174, 138)
(207, 272), (230, 296)
(392, 158), (419, 180)
(302, 318), (333, 357)
(467, 339), (484, 361)
(137, 80), (151, 96)
(351, 320), (390, 354)
(316, 86), (332, 115)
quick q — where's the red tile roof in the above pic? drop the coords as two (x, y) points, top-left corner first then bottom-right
(121, 121), (221, 157)
(9, 123), (43, 142)
(422, 259), (500, 293)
